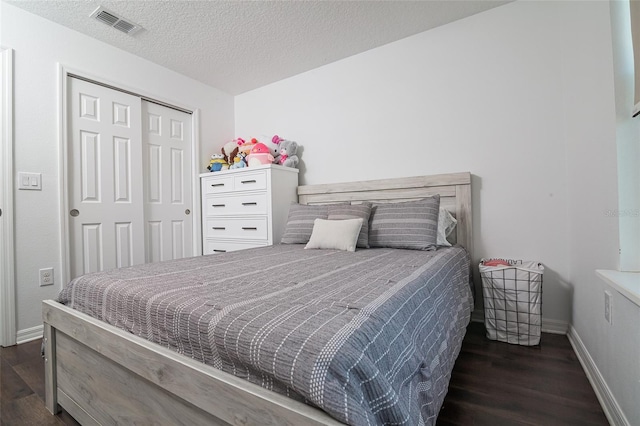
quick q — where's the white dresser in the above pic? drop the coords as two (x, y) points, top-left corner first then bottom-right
(200, 164), (299, 255)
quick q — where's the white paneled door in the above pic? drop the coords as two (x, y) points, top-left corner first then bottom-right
(142, 101), (193, 262)
(68, 77), (193, 280)
(69, 78), (145, 278)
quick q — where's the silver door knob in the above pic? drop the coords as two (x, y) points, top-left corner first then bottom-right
(185, 209), (191, 215)
(70, 209), (80, 217)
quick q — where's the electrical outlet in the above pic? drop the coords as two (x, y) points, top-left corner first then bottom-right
(39, 267), (54, 286)
(604, 291), (612, 324)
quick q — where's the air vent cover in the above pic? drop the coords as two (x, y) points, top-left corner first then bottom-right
(90, 6), (143, 36)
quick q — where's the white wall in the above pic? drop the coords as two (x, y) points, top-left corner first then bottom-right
(236, 0), (578, 328)
(1, 2), (235, 335)
(236, 1), (639, 423)
(611, 0), (640, 273)
(566, 1), (640, 424)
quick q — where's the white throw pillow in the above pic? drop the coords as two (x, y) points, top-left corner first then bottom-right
(304, 218), (364, 252)
(437, 208), (457, 246)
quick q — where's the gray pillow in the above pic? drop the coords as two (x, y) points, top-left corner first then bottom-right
(369, 196), (440, 250)
(280, 204), (329, 244)
(328, 202), (372, 248)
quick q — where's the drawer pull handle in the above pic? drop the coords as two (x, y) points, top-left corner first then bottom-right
(213, 249), (227, 253)
(242, 202), (257, 206)
(240, 179), (257, 184)
(210, 183), (225, 187)
(242, 227), (258, 231)
(212, 227), (226, 230)
(211, 204), (226, 208)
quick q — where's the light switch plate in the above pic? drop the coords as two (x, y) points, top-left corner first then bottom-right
(18, 172), (42, 190)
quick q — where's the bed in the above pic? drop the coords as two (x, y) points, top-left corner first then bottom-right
(43, 171), (473, 426)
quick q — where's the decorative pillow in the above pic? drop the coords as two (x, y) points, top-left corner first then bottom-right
(304, 218), (364, 252)
(280, 204), (328, 244)
(327, 202), (372, 248)
(369, 195), (440, 250)
(437, 207), (457, 247)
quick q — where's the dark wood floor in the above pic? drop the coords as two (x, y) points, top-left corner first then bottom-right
(438, 322), (608, 426)
(0, 338), (79, 426)
(0, 322), (608, 426)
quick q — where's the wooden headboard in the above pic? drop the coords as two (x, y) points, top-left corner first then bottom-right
(297, 172), (473, 259)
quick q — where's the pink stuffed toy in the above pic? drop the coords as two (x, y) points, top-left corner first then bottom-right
(237, 137), (257, 156)
(246, 142), (275, 167)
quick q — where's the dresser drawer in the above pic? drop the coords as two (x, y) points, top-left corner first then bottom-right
(203, 239), (268, 255)
(233, 171), (267, 192)
(204, 217), (268, 240)
(202, 175), (234, 194)
(202, 170), (267, 194)
(204, 193), (268, 216)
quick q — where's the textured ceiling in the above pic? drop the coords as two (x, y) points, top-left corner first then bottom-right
(7, 0), (511, 95)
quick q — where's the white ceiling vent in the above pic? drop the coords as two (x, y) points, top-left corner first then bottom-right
(90, 6), (143, 36)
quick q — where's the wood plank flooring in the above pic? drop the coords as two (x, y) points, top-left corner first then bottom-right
(0, 322), (608, 425)
(438, 322), (608, 425)
(0, 336), (79, 426)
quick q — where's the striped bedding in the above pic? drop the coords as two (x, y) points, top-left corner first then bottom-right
(58, 244), (472, 425)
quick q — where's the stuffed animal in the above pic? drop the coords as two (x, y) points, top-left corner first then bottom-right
(246, 142), (275, 167)
(221, 139), (240, 165)
(237, 137), (258, 157)
(263, 135), (283, 159)
(207, 153), (229, 172)
(229, 152), (247, 169)
(272, 136), (294, 164)
(277, 140), (299, 168)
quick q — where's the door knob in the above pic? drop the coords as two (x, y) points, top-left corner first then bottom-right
(185, 209), (191, 215)
(70, 209), (79, 217)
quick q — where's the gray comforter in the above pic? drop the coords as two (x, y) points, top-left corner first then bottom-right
(58, 244), (472, 425)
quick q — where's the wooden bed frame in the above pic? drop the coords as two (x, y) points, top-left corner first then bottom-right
(43, 171), (472, 425)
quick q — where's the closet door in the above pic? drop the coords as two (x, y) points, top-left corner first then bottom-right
(68, 77), (145, 278)
(142, 101), (193, 262)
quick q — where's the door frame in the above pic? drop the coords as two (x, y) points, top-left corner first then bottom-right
(57, 64), (202, 285)
(1, 47), (16, 347)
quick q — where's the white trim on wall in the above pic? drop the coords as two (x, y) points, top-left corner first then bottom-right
(191, 109), (202, 256)
(57, 64), (203, 286)
(540, 318), (569, 335)
(0, 47), (16, 347)
(57, 64), (71, 290)
(16, 324), (43, 345)
(567, 325), (630, 426)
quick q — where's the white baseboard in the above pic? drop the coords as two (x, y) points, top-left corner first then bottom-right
(16, 324), (43, 344)
(540, 317), (568, 334)
(567, 325), (629, 426)
(471, 309), (568, 334)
